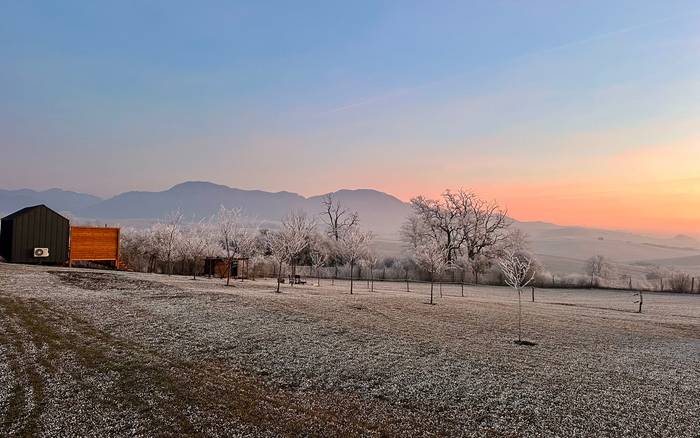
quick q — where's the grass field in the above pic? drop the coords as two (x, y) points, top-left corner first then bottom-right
(1, 263), (699, 437)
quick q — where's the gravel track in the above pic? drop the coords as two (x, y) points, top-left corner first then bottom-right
(1, 263), (698, 437)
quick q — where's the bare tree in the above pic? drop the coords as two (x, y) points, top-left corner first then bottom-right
(321, 193), (359, 241)
(413, 239), (448, 305)
(499, 247), (537, 344)
(338, 227), (373, 294)
(321, 193), (359, 282)
(584, 255), (616, 287)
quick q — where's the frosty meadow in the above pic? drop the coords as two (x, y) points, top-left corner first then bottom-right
(3, 1), (700, 436)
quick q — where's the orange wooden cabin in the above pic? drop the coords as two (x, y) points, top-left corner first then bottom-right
(69, 226), (120, 267)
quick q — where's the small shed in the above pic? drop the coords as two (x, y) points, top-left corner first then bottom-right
(0, 205), (70, 264)
(204, 257), (249, 279)
(69, 226), (120, 267)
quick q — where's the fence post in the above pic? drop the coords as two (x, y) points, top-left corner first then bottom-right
(692, 277), (695, 293)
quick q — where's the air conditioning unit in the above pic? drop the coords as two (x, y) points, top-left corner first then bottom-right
(34, 248), (50, 258)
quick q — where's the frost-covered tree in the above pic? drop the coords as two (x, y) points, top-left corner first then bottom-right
(119, 227), (151, 272)
(669, 269), (692, 293)
(268, 212), (316, 292)
(154, 210), (183, 275)
(584, 255), (615, 286)
(499, 247), (537, 344)
(406, 193), (462, 263)
(404, 189), (509, 275)
(212, 206), (255, 286)
(448, 189), (509, 263)
(309, 233), (331, 286)
(413, 239), (448, 304)
(363, 250), (380, 292)
(338, 227), (373, 294)
(178, 222), (215, 280)
(646, 265), (669, 291)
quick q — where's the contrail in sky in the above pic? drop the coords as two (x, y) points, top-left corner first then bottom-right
(319, 9), (700, 116)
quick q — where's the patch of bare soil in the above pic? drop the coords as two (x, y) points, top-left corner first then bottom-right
(49, 270), (180, 292)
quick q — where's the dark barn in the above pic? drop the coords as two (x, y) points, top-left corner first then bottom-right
(0, 205), (70, 264)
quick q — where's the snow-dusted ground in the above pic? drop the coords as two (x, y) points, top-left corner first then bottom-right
(1, 263), (698, 437)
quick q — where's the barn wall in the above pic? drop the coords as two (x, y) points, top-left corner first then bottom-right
(70, 227), (120, 262)
(0, 219), (13, 260)
(3, 206), (70, 264)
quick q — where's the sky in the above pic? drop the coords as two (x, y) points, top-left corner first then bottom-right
(1, 1), (700, 235)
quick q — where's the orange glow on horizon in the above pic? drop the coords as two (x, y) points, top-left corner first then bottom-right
(383, 140), (700, 236)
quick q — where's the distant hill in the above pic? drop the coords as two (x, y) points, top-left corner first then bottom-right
(0, 188), (102, 217)
(76, 182), (410, 236)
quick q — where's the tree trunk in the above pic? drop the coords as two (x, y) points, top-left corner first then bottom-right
(406, 271), (410, 292)
(317, 267), (321, 287)
(430, 281), (434, 305)
(276, 260), (282, 293)
(370, 269), (374, 292)
(531, 286), (535, 302)
(439, 281), (442, 298)
(226, 259), (231, 286)
(517, 288), (522, 342)
(192, 260), (196, 280)
(350, 262), (354, 295)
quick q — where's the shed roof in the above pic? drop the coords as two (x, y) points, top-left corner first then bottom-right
(1, 204), (67, 221)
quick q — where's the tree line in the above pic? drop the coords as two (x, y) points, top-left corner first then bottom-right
(119, 188), (698, 297)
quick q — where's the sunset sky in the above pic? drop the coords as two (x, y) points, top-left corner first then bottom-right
(2, 1), (700, 235)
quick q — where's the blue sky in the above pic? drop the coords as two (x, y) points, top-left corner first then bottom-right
(1, 1), (700, 232)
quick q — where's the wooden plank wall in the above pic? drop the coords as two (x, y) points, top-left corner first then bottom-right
(70, 226), (120, 264)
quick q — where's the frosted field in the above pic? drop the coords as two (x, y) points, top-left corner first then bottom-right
(1, 263), (699, 437)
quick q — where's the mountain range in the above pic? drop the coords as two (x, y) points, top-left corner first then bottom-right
(2, 181), (699, 275)
(0, 182), (410, 236)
